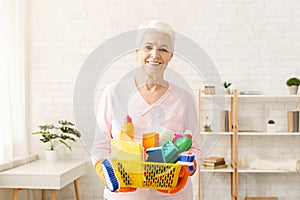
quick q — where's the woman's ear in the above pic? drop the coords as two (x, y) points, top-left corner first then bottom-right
(168, 52), (173, 62)
(135, 48), (139, 56)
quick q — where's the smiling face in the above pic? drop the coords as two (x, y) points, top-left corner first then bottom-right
(136, 30), (173, 77)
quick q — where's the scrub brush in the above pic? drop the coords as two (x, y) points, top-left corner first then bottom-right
(177, 151), (195, 172)
(101, 159), (120, 192)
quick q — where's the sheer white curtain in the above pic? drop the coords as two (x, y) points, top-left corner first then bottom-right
(0, 0), (28, 163)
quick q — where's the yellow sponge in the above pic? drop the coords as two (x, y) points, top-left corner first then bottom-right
(111, 139), (142, 161)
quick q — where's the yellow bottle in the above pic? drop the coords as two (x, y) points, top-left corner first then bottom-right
(119, 115), (135, 141)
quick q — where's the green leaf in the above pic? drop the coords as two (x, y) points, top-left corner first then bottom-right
(59, 139), (72, 151)
(286, 77), (300, 86)
(33, 120), (81, 151)
(58, 120), (74, 126)
(39, 125), (55, 131)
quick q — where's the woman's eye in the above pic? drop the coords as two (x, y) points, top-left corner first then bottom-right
(144, 45), (152, 50)
(159, 48), (169, 52)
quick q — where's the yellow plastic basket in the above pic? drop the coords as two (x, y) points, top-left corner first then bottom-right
(111, 160), (182, 190)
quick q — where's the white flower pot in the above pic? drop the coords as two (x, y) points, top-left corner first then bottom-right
(225, 88), (230, 95)
(288, 86), (299, 95)
(44, 150), (59, 162)
(267, 124), (276, 133)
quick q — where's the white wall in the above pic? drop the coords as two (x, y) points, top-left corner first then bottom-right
(23, 0), (300, 199)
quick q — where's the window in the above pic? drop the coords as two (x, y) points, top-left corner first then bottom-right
(0, 0), (28, 164)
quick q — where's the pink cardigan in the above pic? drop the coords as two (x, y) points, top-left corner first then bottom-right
(91, 78), (201, 200)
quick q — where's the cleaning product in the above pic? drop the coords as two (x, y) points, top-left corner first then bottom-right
(119, 115), (135, 141)
(173, 130), (193, 153)
(142, 132), (159, 150)
(177, 151), (195, 172)
(101, 159), (120, 192)
(146, 146), (165, 163)
(111, 139), (143, 161)
(157, 127), (174, 146)
(172, 133), (183, 143)
(162, 140), (179, 163)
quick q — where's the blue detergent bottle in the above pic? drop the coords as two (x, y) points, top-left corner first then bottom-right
(173, 130), (193, 152)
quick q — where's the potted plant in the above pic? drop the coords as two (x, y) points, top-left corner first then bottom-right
(203, 116), (212, 132)
(32, 120), (81, 161)
(267, 119), (276, 133)
(204, 124), (212, 132)
(223, 82), (232, 94)
(286, 77), (300, 95)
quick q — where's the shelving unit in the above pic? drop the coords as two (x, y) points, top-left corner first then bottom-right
(198, 89), (238, 200)
(237, 94), (300, 200)
(197, 90), (300, 200)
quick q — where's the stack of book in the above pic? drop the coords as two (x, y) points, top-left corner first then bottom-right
(287, 111), (300, 132)
(203, 156), (227, 169)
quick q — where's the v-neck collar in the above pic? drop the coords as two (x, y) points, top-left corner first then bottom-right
(132, 78), (170, 116)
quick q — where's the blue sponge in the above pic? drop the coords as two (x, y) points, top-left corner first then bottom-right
(146, 146), (165, 162)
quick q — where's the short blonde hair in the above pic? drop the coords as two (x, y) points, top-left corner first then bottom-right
(136, 20), (176, 52)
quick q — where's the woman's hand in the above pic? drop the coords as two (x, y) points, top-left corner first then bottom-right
(157, 165), (189, 194)
(95, 159), (137, 193)
(95, 160), (106, 185)
(116, 187), (137, 193)
(157, 159), (197, 194)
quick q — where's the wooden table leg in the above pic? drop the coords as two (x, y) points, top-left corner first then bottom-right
(13, 188), (19, 200)
(74, 179), (80, 200)
(42, 189), (46, 200)
(51, 190), (56, 200)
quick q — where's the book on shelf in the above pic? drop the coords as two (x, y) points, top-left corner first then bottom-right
(203, 156), (225, 163)
(287, 110), (300, 132)
(203, 160), (226, 167)
(294, 111), (299, 132)
(203, 164), (227, 169)
(220, 110), (232, 132)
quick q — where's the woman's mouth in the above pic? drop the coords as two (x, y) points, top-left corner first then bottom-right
(147, 61), (162, 66)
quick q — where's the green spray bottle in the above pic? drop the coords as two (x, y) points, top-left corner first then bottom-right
(173, 130), (193, 152)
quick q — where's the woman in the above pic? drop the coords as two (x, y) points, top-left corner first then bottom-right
(92, 20), (201, 200)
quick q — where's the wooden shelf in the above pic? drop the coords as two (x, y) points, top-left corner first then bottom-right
(200, 94), (300, 98)
(200, 132), (234, 135)
(238, 94), (300, 98)
(238, 132), (300, 136)
(200, 94), (233, 98)
(238, 168), (299, 173)
(200, 165), (234, 173)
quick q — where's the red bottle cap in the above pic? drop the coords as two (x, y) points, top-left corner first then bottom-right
(126, 115), (132, 123)
(184, 130), (192, 139)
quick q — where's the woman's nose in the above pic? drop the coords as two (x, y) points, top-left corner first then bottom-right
(150, 49), (159, 58)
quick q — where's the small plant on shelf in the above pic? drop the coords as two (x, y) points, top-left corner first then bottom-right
(223, 81), (232, 89)
(204, 124), (212, 132)
(286, 77), (300, 95)
(223, 81), (232, 94)
(268, 119), (275, 124)
(267, 119), (276, 133)
(32, 120), (81, 151)
(204, 116), (212, 132)
(286, 77), (300, 86)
